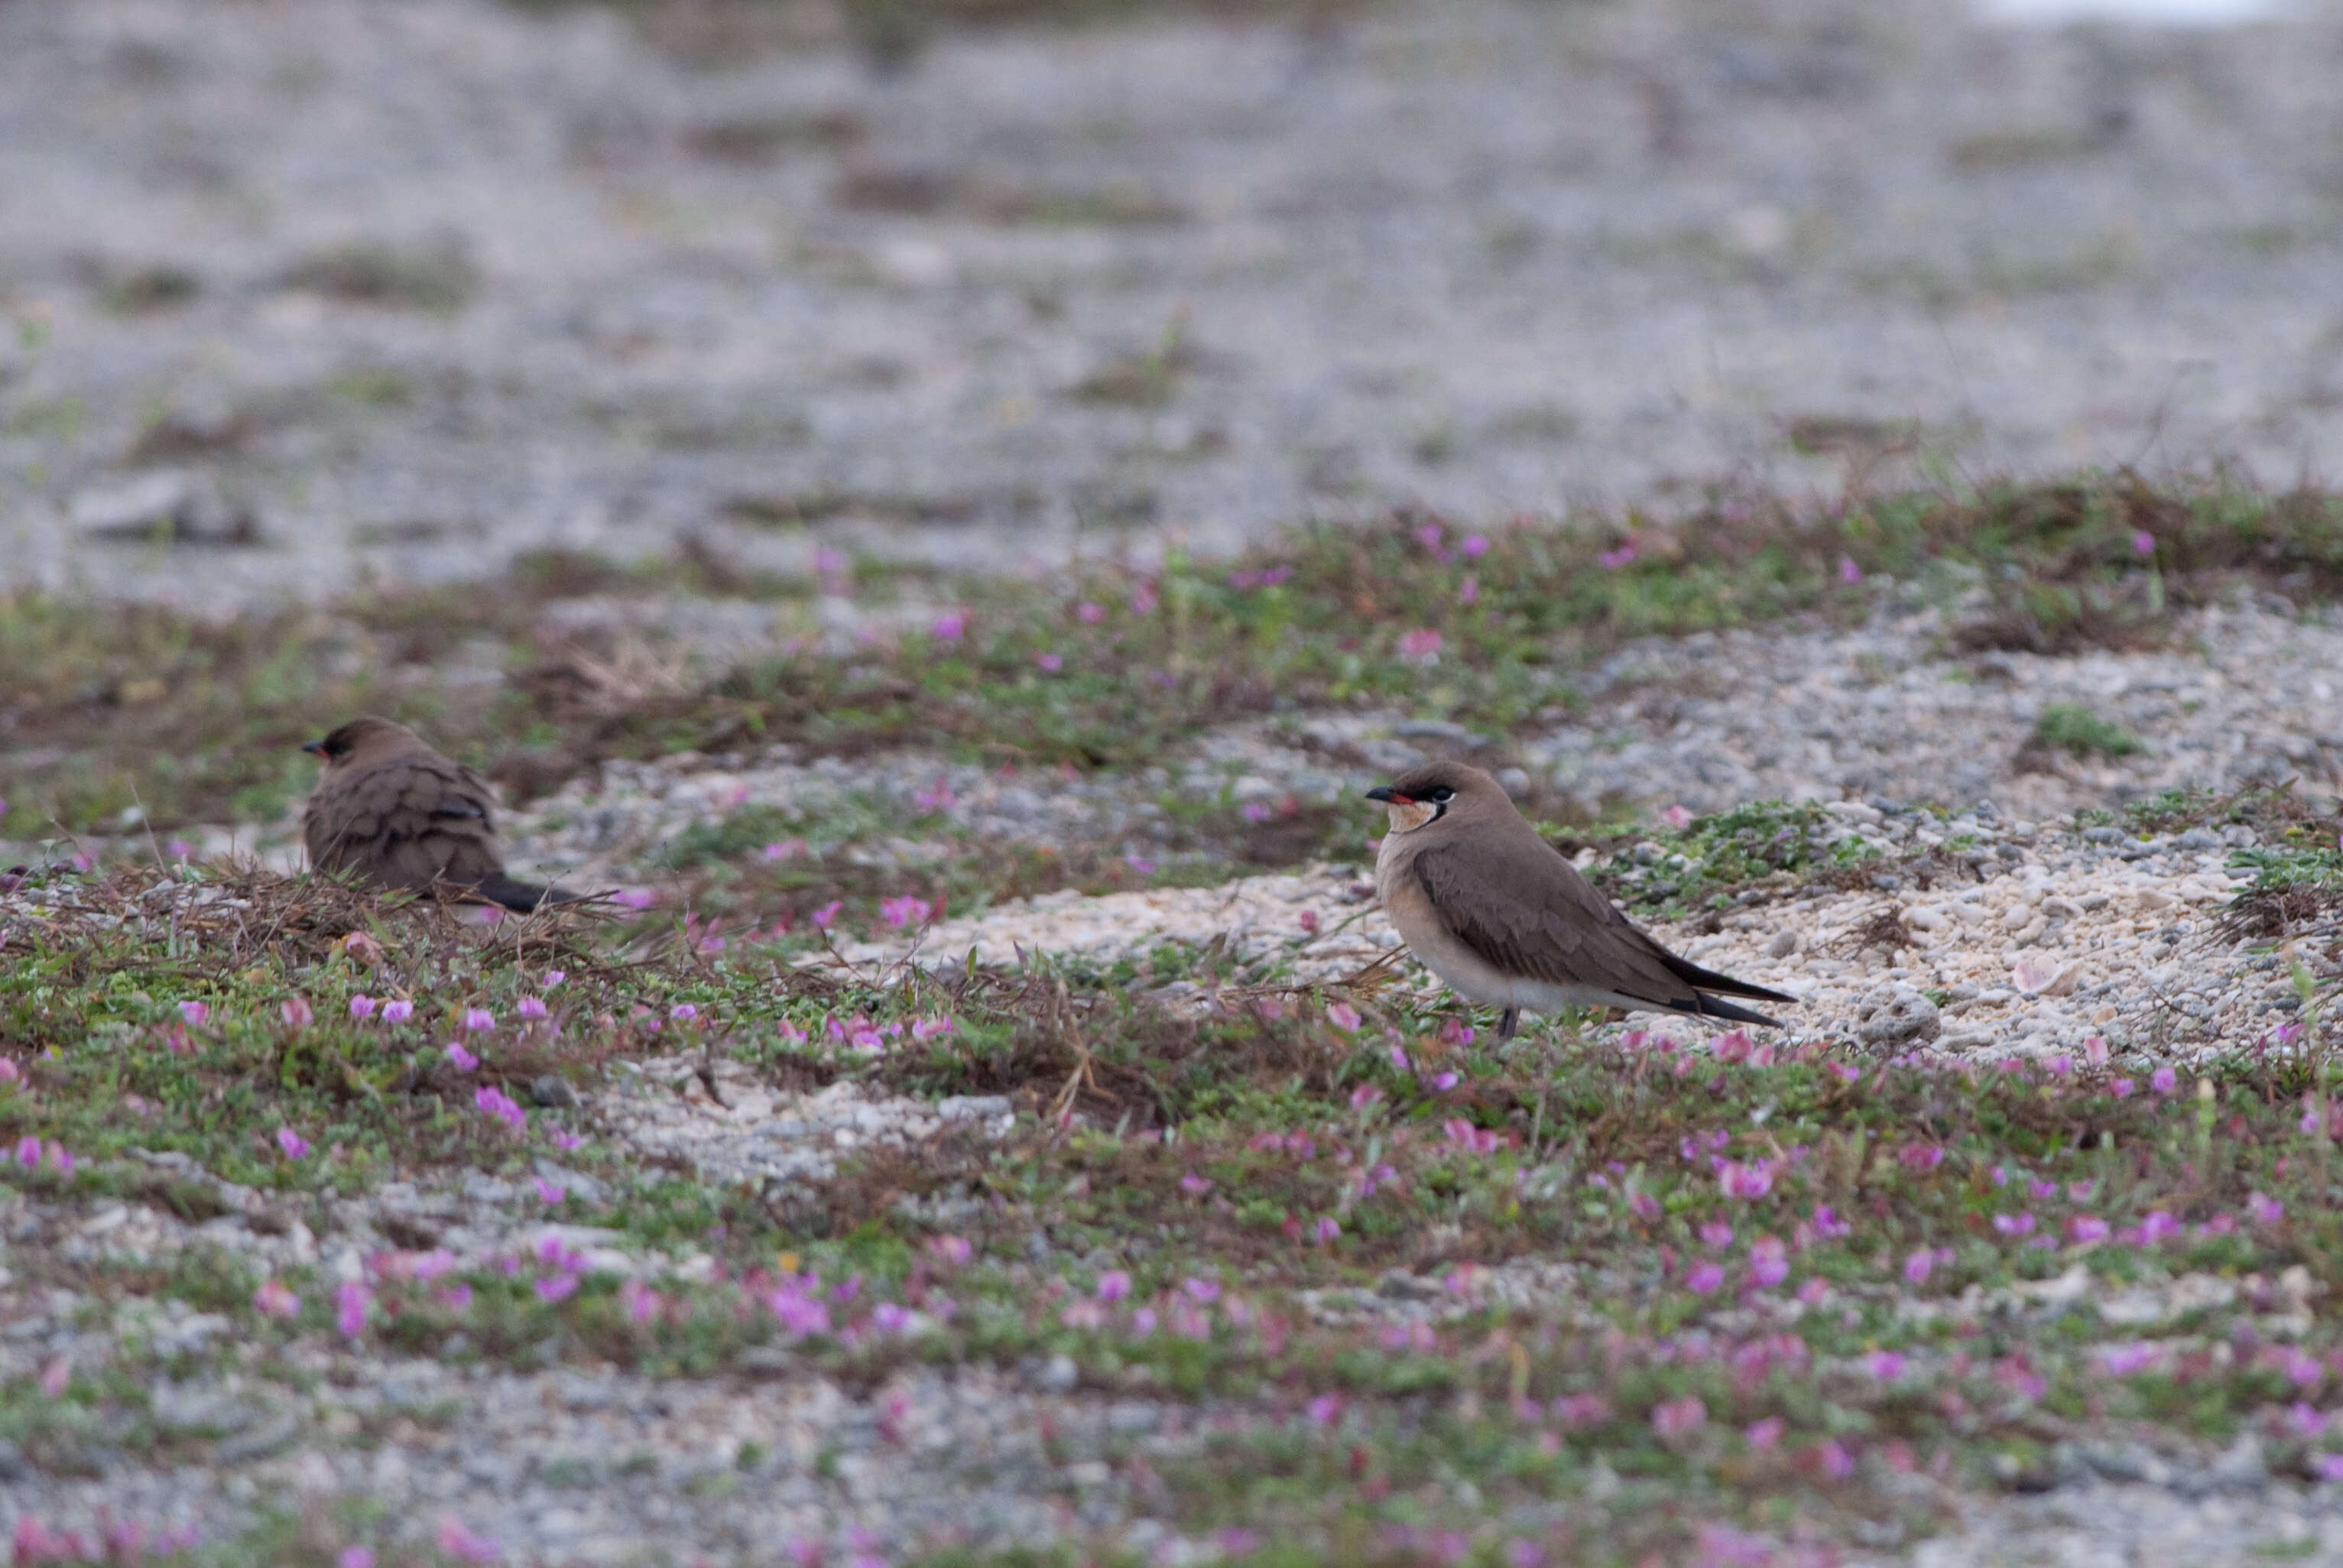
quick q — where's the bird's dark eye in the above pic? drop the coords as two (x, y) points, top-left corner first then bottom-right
(1430, 787), (1455, 802)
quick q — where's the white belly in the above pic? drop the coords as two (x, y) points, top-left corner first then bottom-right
(1376, 835), (1664, 1017)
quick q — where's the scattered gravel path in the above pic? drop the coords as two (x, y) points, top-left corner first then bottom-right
(819, 799), (2291, 1073)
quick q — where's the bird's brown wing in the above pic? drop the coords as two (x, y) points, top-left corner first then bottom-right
(306, 754), (506, 893)
(1409, 836), (1793, 1010)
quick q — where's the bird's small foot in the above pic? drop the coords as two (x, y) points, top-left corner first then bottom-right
(1498, 1007), (1520, 1043)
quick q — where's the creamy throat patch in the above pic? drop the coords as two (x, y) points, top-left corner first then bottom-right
(1382, 799), (1440, 834)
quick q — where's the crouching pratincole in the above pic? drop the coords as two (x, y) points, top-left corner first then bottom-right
(1367, 761), (1793, 1041)
(301, 716), (582, 914)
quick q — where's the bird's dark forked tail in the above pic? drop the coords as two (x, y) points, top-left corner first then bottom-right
(1658, 950), (1795, 1030)
(1673, 992), (1783, 1029)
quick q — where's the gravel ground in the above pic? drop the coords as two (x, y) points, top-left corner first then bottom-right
(7, 0), (2343, 605)
(7, 593), (2343, 1563)
(820, 796), (2279, 1069)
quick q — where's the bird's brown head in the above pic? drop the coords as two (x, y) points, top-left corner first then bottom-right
(1365, 761), (1510, 835)
(301, 716), (423, 774)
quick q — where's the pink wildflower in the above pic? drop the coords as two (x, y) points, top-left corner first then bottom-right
(474, 1086), (526, 1132)
(879, 895), (932, 930)
(336, 1281), (370, 1339)
(253, 1279), (300, 1318)
(446, 1041), (479, 1072)
(177, 1001), (209, 1026)
(348, 995), (378, 1021)
(1651, 1396), (1707, 1439)
(434, 1518), (501, 1563)
(281, 997), (314, 1029)
(1746, 1417), (1784, 1451)
(276, 1127), (310, 1161)
(380, 998), (414, 1024)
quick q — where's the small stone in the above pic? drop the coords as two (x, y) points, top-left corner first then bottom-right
(534, 1160), (605, 1206)
(1855, 985), (1940, 1048)
(216, 1415), (300, 1463)
(1031, 1354), (1079, 1392)
(528, 1075), (579, 1109)
(70, 469), (259, 546)
(2185, 1433), (2268, 1495)
(1766, 931), (1799, 959)
(0, 1440), (27, 1482)
(1376, 1269), (1441, 1300)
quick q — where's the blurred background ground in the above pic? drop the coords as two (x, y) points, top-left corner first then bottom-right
(5, 0), (2343, 606)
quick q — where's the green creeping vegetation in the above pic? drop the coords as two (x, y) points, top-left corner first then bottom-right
(2029, 703), (2143, 759)
(1571, 800), (1879, 920)
(4, 857), (2343, 1563)
(2092, 784), (2343, 941)
(5, 474), (2341, 841)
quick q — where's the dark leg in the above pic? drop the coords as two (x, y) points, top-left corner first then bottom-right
(1498, 1007), (1519, 1043)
